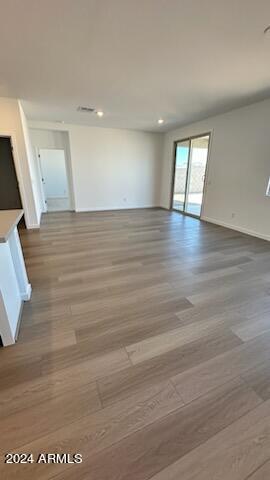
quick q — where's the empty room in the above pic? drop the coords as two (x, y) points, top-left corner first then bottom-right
(0, 1), (270, 478)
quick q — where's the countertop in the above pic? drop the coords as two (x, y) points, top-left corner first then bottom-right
(0, 210), (24, 243)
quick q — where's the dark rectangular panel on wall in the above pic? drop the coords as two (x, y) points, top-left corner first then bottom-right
(0, 136), (25, 227)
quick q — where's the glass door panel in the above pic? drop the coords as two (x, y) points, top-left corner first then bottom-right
(185, 135), (210, 217)
(172, 140), (190, 211)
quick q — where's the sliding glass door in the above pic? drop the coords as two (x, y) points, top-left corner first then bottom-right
(172, 133), (210, 218)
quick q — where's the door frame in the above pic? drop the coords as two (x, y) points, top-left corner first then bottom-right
(170, 131), (212, 219)
(37, 147), (71, 212)
(36, 147), (47, 212)
(0, 132), (30, 226)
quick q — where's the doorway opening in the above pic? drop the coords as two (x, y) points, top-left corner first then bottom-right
(171, 133), (211, 218)
(38, 148), (71, 212)
(0, 136), (25, 228)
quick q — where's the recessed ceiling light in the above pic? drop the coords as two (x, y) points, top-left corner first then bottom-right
(96, 110), (104, 117)
(158, 118), (164, 125)
(264, 25), (270, 35)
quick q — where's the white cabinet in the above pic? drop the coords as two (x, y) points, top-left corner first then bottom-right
(0, 210), (31, 346)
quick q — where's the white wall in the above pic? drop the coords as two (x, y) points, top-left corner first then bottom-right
(161, 98), (270, 241)
(18, 102), (42, 223)
(70, 125), (162, 211)
(29, 122), (163, 212)
(0, 98), (40, 228)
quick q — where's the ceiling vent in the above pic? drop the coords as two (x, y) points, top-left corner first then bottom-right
(77, 106), (95, 113)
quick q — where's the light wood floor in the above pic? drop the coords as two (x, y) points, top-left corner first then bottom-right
(1, 208), (270, 479)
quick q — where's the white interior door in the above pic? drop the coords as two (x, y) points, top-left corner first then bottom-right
(39, 149), (70, 211)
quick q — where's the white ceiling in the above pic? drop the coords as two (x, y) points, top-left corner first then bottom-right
(0, 0), (270, 132)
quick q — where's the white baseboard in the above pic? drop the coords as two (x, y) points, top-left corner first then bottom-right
(75, 205), (159, 213)
(27, 223), (40, 230)
(202, 216), (270, 242)
(21, 283), (32, 301)
(26, 209), (42, 230)
(37, 209), (42, 225)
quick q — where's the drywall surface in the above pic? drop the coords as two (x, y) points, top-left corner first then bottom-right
(29, 122), (163, 211)
(69, 125), (162, 211)
(0, 98), (40, 228)
(160, 98), (270, 240)
(18, 101), (42, 223)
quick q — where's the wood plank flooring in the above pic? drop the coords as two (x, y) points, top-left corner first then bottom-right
(1, 208), (270, 480)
